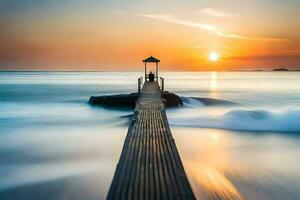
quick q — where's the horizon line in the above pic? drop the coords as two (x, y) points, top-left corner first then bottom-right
(0, 69), (298, 73)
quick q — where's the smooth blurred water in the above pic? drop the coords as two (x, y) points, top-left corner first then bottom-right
(1, 71), (300, 199)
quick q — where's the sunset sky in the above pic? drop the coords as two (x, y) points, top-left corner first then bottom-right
(1, 0), (300, 71)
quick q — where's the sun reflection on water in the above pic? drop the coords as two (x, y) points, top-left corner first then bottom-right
(186, 164), (243, 200)
(210, 72), (219, 99)
(175, 128), (244, 200)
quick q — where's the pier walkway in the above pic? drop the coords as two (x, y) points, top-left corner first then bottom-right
(107, 81), (195, 200)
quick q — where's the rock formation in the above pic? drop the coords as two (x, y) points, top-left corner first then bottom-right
(89, 91), (182, 108)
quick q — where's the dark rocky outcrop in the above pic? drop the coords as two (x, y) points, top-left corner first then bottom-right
(273, 68), (289, 71)
(163, 91), (182, 107)
(89, 93), (137, 108)
(89, 91), (182, 108)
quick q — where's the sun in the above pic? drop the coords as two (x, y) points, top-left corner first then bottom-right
(209, 52), (219, 62)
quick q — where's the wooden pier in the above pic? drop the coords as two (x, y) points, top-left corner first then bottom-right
(107, 57), (195, 200)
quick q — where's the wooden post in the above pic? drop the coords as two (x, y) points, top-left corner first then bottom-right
(161, 77), (164, 97)
(138, 78), (141, 97)
(144, 62), (147, 81)
(156, 62), (158, 81)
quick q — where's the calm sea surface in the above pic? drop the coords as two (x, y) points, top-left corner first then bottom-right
(1, 71), (300, 199)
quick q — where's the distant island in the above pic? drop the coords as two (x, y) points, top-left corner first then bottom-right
(273, 68), (289, 71)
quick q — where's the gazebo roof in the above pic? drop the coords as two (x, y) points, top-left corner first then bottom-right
(143, 56), (160, 63)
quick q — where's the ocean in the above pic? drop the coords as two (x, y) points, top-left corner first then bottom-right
(0, 71), (300, 199)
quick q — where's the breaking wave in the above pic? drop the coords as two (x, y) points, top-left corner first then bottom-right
(181, 97), (237, 107)
(169, 109), (300, 132)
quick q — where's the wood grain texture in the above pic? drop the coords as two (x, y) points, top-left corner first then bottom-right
(107, 81), (195, 200)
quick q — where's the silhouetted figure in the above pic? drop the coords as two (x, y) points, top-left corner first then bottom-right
(149, 71), (155, 81)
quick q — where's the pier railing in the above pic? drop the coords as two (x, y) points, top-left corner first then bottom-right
(159, 77), (164, 96)
(138, 77), (143, 96)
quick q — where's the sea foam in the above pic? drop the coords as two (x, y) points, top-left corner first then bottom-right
(169, 109), (300, 132)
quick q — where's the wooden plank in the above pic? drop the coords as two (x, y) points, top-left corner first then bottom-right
(153, 110), (168, 200)
(151, 110), (161, 200)
(107, 113), (137, 200)
(158, 112), (186, 198)
(107, 81), (195, 200)
(157, 112), (179, 199)
(127, 112), (142, 199)
(148, 113), (155, 200)
(154, 111), (173, 199)
(138, 116), (146, 200)
(143, 114), (150, 200)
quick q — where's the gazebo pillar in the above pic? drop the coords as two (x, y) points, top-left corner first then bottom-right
(156, 62), (158, 80)
(144, 62), (147, 80)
